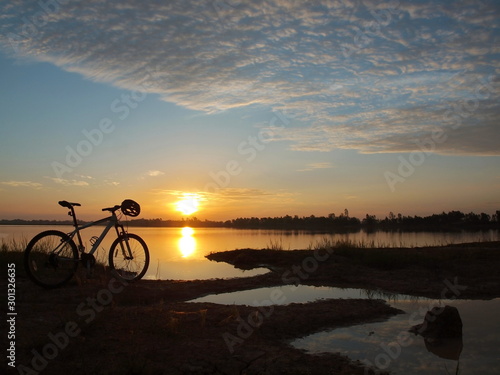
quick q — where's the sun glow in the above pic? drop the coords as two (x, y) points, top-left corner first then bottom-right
(175, 194), (201, 215)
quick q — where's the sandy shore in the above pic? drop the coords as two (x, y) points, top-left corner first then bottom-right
(3, 242), (499, 374)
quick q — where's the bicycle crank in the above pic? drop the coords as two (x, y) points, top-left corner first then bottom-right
(81, 253), (97, 279)
(81, 253), (96, 267)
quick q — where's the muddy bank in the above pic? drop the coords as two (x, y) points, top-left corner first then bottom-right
(207, 242), (500, 299)
(4, 276), (399, 375)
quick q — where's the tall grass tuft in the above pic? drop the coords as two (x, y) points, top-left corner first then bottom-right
(0, 237), (27, 277)
(304, 237), (443, 270)
(266, 237), (289, 251)
(306, 237), (379, 251)
(1, 237), (27, 259)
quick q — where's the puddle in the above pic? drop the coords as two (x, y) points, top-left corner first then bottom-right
(189, 285), (500, 374)
(188, 285), (388, 305)
(292, 297), (500, 375)
(142, 262), (270, 280)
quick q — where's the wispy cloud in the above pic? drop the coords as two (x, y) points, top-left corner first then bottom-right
(74, 174), (94, 180)
(298, 162), (334, 172)
(147, 170), (165, 177)
(153, 187), (294, 203)
(212, 188), (297, 205)
(47, 178), (89, 187)
(1, 0), (498, 155)
(0, 181), (43, 189)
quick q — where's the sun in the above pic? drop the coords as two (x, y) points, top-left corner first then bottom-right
(175, 194), (200, 215)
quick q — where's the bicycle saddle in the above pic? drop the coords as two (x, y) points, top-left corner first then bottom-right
(58, 200), (81, 208)
(121, 199), (140, 217)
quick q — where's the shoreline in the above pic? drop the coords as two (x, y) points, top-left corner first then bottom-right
(2, 241), (499, 374)
(207, 241), (500, 300)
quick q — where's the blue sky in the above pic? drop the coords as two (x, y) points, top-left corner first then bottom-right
(0, 0), (499, 220)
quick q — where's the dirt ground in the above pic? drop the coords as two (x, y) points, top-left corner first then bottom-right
(2, 242), (500, 374)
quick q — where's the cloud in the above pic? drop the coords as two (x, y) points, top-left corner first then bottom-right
(48, 178), (89, 186)
(216, 188), (274, 200)
(0, 181), (43, 189)
(74, 174), (94, 180)
(212, 188), (297, 205)
(1, 0), (499, 155)
(154, 187), (295, 204)
(147, 170), (165, 177)
(269, 92), (500, 155)
(298, 162), (334, 172)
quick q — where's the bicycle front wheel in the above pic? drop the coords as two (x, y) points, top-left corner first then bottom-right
(24, 230), (79, 288)
(108, 233), (149, 281)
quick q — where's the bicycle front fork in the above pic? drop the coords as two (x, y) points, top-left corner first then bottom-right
(115, 225), (133, 259)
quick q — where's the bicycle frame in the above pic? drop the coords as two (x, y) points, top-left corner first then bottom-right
(66, 209), (132, 259)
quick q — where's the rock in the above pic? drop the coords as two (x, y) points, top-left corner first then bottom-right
(409, 305), (462, 338)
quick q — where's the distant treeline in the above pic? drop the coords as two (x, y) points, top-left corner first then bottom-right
(2, 209), (499, 232)
(225, 210), (500, 231)
(127, 218), (224, 228)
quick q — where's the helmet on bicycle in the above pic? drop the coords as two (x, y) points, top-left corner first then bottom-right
(121, 199), (140, 217)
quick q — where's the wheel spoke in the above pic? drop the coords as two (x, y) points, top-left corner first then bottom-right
(24, 231), (78, 288)
(109, 234), (149, 281)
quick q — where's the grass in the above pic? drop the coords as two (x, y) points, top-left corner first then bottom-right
(306, 238), (371, 251)
(262, 237), (429, 269)
(0, 237), (110, 282)
(0, 238), (27, 277)
(265, 237), (376, 252)
(309, 238), (442, 269)
(300, 237), (500, 270)
(266, 237), (290, 251)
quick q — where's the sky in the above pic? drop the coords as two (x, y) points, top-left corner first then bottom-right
(0, 0), (499, 221)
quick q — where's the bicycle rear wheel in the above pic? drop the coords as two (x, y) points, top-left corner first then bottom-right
(24, 230), (79, 288)
(108, 233), (149, 281)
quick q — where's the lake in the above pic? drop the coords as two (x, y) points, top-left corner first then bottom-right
(1, 225), (499, 280)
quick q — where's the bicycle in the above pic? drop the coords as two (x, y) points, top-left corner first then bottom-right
(24, 199), (150, 288)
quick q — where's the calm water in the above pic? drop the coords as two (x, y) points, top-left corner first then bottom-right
(1, 225), (498, 280)
(189, 285), (500, 375)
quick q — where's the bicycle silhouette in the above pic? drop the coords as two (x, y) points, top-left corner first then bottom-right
(24, 199), (150, 288)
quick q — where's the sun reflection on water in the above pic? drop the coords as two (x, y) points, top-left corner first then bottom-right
(178, 227), (196, 258)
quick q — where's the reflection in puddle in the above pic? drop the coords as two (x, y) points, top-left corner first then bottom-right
(425, 337), (463, 360)
(189, 285), (500, 375)
(188, 285), (384, 305)
(293, 296), (500, 375)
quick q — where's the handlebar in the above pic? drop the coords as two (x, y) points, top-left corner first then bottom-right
(102, 205), (121, 213)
